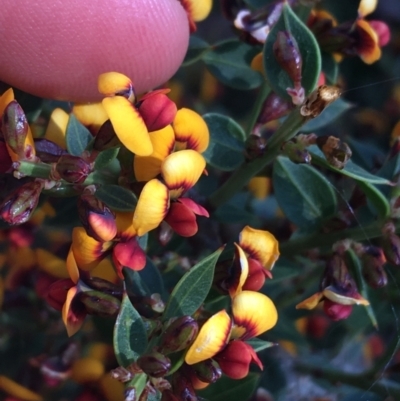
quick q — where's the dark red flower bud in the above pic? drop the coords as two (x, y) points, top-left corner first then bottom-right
(214, 340), (262, 380)
(282, 140), (312, 164)
(0, 140), (12, 173)
(78, 193), (117, 242)
(159, 316), (199, 354)
(34, 138), (68, 163)
(382, 233), (400, 266)
(316, 135), (352, 169)
(78, 290), (121, 318)
(138, 93), (177, 132)
(85, 277), (122, 298)
(0, 180), (44, 225)
(55, 155), (92, 184)
(171, 373), (197, 401)
(256, 92), (293, 125)
(323, 299), (352, 321)
(45, 278), (75, 310)
(362, 246), (387, 289)
(93, 120), (120, 151)
(137, 352), (171, 378)
(2, 100), (29, 158)
(192, 359), (221, 383)
(245, 134), (268, 160)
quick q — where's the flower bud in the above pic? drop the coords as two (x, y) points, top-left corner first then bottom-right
(171, 373), (197, 401)
(34, 138), (68, 163)
(316, 135), (352, 169)
(78, 193), (117, 242)
(361, 246), (387, 289)
(256, 92), (293, 125)
(0, 180), (44, 225)
(323, 299), (353, 321)
(282, 140), (312, 164)
(55, 155), (92, 184)
(2, 100), (29, 158)
(382, 233), (400, 266)
(79, 290), (121, 318)
(159, 316), (199, 354)
(138, 93), (177, 132)
(245, 134), (267, 160)
(192, 359), (221, 384)
(273, 31), (304, 105)
(85, 277), (122, 297)
(137, 352), (171, 378)
(93, 120), (120, 151)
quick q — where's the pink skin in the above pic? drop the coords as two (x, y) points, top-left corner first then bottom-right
(0, 0), (189, 101)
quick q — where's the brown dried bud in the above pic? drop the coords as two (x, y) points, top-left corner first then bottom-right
(2, 100), (29, 158)
(138, 93), (177, 132)
(0, 180), (44, 225)
(282, 140), (311, 164)
(192, 359), (221, 384)
(55, 155), (92, 184)
(159, 316), (199, 354)
(316, 135), (352, 169)
(78, 193), (117, 242)
(361, 246), (387, 289)
(137, 352), (171, 378)
(245, 134), (267, 160)
(93, 120), (120, 151)
(256, 92), (293, 125)
(79, 290), (121, 318)
(382, 233), (400, 266)
(300, 85), (341, 118)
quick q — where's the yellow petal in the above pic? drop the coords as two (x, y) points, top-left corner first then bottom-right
(161, 150), (206, 198)
(115, 211), (136, 238)
(358, 0), (377, 17)
(36, 248), (69, 278)
(185, 310), (231, 365)
(229, 244), (249, 297)
(70, 357), (105, 384)
(71, 227), (113, 271)
(0, 375), (43, 401)
(248, 177), (271, 200)
(62, 286), (85, 337)
(357, 19), (381, 64)
(0, 88), (14, 117)
(239, 226), (279, 270)
(232, 291), (278, 339)
(134, 125), (175, 182)
(185, 0), (213, 21)
(91, 257), (118, 283)
(73, 102), (109, 134)
(99, 373), (125, 401)
(323, 287), (370, 306)
(98, 72), (134, 101)
(66, 246), (80, 284)
(295, 292), (324, 310)
(132, 179), (169, 236)
(44, 108), (69, 148)
(102, 96), (152, 156)
(172, 108), (209, 153)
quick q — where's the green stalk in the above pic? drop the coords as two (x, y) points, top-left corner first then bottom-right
(245, 83), (270, 137)
(209, 108), (308, 208)
(16, 161), (52, 179)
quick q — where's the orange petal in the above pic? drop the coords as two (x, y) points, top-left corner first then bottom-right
(98, 72), (135, 101)
(132, 179), (169, 236)
(91, 257), (118, 283)
(251, 52), (264, 75)
(73, 102), (109, 134)
(295, 292), (324, 310)
(185, 310), (232, 365)
(44, 108), (69, 149)
(0, 375), (43, 401)
(323, 287), (370, 306)
(239, 226), (279, 270)
(115, 211), (136, 238)
(228, 244), (249, 298)
(66, 246), (80, 284)
(71, 227), (113, 271)
(232, 291), (278, 340)
(172, 108), (209, 153)
(102, 96), (152, 156)
(161, 150), (206, 198)
(36, 248), (69, 278)
(62, 286), (86, 337)
(0, 88), (14, 117)
(248, 177), (271, 200)
(356, 19), (381, 64)
(358, 0), (377, 17)
(134, 125), (175, 182)
(70, 357), (105, 383)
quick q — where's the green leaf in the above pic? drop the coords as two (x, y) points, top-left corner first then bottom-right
(246, 339), (276, 352)
(94, 147), (120, 170)
(263, 3), (321, 100)
(357, 181), (390, 219)
(95, 185), (137, 211)
(124, 257), (166, 300)
(163, 248), (223, 320)
(183, 35), (210, 66)
(203, 113), (246, 171)
(321, 51), (339, 84)
(113, 292), (148, 367)
(309, 145), (393, 185)
(273, 156), (337, 229)
(302, 98), (352, 132)
(202, 39), (263, 90)
(243, 0), (273, 7)
(65, 114), (93, 156)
